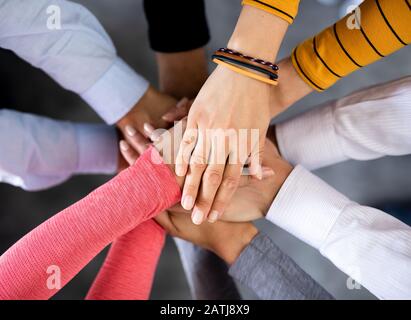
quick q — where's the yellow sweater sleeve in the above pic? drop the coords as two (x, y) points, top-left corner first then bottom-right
(292, 0), (411, 91)
(242, 0), (300, 24)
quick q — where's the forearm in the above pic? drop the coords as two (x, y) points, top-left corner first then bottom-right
(0, 0), (148, 124)
(146, 0), (209, 98)
(0, 110), (118, 191)
(275, 76), (411, 170)
(269, 57), (314, 116)
(156, 48), (208, 99)
(292, 0), (411, 92)
(86, 220), (166, 300)
(229, 233), (334, 300)
(174, 238), (242, 300)
(0, 147), (180, 299)
(266, 165), (411, 299)
(228, 5), (289, 62)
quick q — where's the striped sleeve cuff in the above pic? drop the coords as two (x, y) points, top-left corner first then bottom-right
(292, 0), (411, 91)
(81, 57), (149, 124)
(242, 0), (300, 24)
(266, 165), (351, 250)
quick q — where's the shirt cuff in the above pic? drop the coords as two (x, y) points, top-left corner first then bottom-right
(74, 124), (118, 175)
(80, 57), (149, 124)
(276, 104), (348, 170)
(266, 165), (351, 250)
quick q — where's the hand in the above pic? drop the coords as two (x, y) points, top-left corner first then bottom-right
(170, 139), (292, 222)
(116, 86), (178, 157)
(175, 65), (272, 224)
(117, 146), (129, 172)
(161, 97), (193, 123)
(222, 139), (292, 221)
(155, 211), (258, 265)
(120, 122), (278, 222)
(175, 6), (290, 225)
(120, 119), (188, 188)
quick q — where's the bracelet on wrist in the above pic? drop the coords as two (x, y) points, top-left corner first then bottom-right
(212, 48), (279, 86)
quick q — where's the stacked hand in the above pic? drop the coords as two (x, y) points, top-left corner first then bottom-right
(119, 118), (293, 263)
(115, 86), (192, 170)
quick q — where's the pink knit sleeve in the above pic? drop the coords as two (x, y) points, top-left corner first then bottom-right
(86, 219), (166, 300)
(0, 147), (180, 300)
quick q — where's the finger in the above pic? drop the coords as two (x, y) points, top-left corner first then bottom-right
(162, 97), (190, 122)
(143, 122), (162, 142)
(119, 140), (139, 165)
(181, 130), (210, 215)
(248, 139), (264, 180)
(154, 212), (176, 235)
(207, 161), (242, 223)
(175, 120), (198, 177)
(191, 134), (228, 224)
(123, 124), (150, 155)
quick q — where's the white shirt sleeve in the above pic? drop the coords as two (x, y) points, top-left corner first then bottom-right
(0, 0), (149, 124)
(266, 165), (411, 300)
(0, 109), (118, 191)
(276, 77), (411, 170)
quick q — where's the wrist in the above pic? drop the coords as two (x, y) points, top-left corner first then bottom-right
(270, 57), (314, 116)
(156, 48), (208, 99)
(212, 223), (259, 265)
(262, 159), (293, 217)
(116, 86), (155, 128)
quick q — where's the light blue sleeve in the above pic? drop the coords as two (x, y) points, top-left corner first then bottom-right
(0, 109), (117, 191)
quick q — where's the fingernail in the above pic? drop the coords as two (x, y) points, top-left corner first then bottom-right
(151, 132), (161, 142)
(182, 195), (194, 210)
(208, 210), (219, 223)
(125, 125), (136, 137)
(143, 123), (155, 135)
(262, 167), (275, 178)
(162, 114), (173, 121)
(119, 140), (129, 151)
(256, 165), (263, 180)
(176, 97), (188, 109)
(176, 165), (184, 177)
(192, 208), (204, 225)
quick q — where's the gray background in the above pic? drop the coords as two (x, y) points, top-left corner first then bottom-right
(0, 0), (410, 300)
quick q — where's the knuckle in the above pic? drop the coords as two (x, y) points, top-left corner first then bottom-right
(204, 169), (223, 187)
(190, 154), (208, 168)
(184, 183), (199, 196)
(221, 176), (240, 191)
(195, 197), (211, 209)
(211, 200), (226, 211)
(191, 162), (207, 171)
(182, 137), (195, 146)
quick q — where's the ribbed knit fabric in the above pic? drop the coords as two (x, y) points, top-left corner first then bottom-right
(293, 0), (411, 91)
(86, 219), (166, 300)
(0, 147), (180, 300)
(242, 0), (300, 24)
(229, 233), (334, 300)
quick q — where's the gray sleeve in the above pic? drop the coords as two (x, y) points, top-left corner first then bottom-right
(174, 238), (241, 300)
(229, 233), (334, 300)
